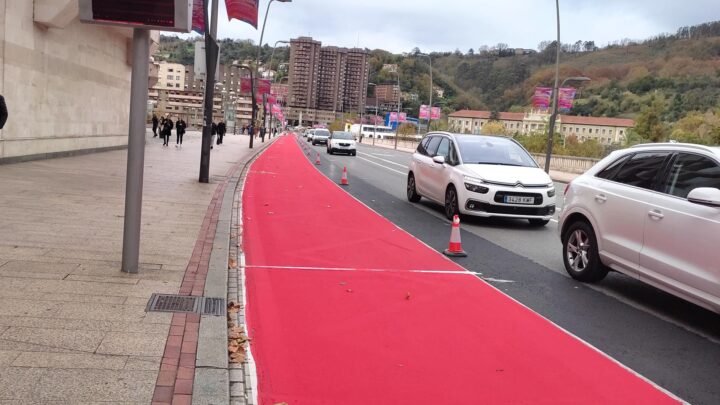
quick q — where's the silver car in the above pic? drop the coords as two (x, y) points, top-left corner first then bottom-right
(559, 143), (720, 313)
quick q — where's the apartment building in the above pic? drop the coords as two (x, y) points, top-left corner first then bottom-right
(157, 63), (186, 90)
(287, 37), (370, 125)
(288, 37), (321, 110)
(317, 47), (347, 112)
(449, 110), (634, 145)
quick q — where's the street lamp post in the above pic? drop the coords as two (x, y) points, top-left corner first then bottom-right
(254, 0), (291, 143)
(543, 76), (590, 173)
(368, 82), (377, 146)
(394, 70), (401, 150)
(417, 53), (433, 133)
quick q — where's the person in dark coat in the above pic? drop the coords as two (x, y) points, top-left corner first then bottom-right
(260, 126), (266, 142)
(162, 116), (174, 147)
(0, 95), (7, 130)
(248, 124), (254, 138)
(175, 118), (186, 147)
(211, 121), (217, 149)
(152, 114), (159, 137)
(217, 120), (226, 145)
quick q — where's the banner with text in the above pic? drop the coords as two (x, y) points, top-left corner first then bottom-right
(431, 107), (442, 120)
(419, 105), (430, 120)
(532, 87), (552, 109)
(558, 87), (577, 111)
(191, 0), (205, 34)
(225, 0), (259, 28)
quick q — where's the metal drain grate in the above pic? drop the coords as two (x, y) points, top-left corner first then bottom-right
(202, 298), (227, 316)
(147, 294), (201, 314)
(146, 294), (226, 316)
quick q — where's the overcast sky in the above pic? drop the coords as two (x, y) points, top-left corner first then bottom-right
(177, 0), (718, 53)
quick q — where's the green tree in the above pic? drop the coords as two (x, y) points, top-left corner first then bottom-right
(634, 98), (668, 142)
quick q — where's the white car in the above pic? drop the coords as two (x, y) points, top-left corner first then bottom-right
(559, 143), (720, 313)
(327, 131), (357, 155)
(407, 132), (556, 224)
(305, 129), (314, 142)
(311, 129), (331, 145)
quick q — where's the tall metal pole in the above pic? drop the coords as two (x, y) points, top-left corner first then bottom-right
(419, 53), (432, 133)
(544, 0), (561, 173)
(199, 0), (220, 183)
(121, 28), (150, 274)
(254, 0), (275, 145)
(394, 71), (400, 150)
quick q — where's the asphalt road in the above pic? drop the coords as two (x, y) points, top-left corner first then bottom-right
(299, 135), (720, 405)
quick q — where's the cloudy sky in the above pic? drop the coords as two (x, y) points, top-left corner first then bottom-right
(178, 0), (718, 53)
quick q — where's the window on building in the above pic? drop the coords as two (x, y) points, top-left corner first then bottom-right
(167, 75), (173, 80)
(602, 129), (606, 134)
(620, 130), (624, 135)
(169, 69), (174, 72)
(176, 83), (180, 88)
(176, 76), (180, 80)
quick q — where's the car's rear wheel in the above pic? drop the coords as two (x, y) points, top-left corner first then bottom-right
(528, 219), (550, 226)
(444, 185), (459, 220)
(562, 221), (608, 282)
(351, 151), (356, 156)
(407, 173), (421, 202)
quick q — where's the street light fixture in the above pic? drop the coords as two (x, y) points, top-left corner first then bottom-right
(416, 53), (433, 133)
(368, 82), (378, 146)
(543, 75), (591, 173)
(254, 0), (291, 142)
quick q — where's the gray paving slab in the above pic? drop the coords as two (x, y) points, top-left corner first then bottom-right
(193, 368), (230, 405)
(1, 327), (106, 353)
(195, 316), (228, 369)
(95, 332), (167, 357)
(11, 352), (127, 370)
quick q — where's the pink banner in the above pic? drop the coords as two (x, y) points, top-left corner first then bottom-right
(532, 87), (552, 109)
(399, 112), (407, 122)
(241, 78), (271, 95)
(225, 0), (258, 28)
(431, 107), (441, 120)
(272, 104), (281, 114)
(389, 112), (398, 123)
(191, 0), (205, 34)
(419, 105), (430, 120)
(558, 87), (577, 111)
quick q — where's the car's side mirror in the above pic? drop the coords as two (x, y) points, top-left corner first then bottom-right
(432, 155), (446, 165)
(687, 187), (720, 207)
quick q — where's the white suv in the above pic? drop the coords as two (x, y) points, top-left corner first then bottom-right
(407, 133), (556, 224)
(559, 143), (720, 313)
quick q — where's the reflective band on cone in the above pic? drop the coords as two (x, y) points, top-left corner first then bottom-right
(340, 166), (349, 186)
(443, 215), (467, 257)
(315, 152), (321, 165)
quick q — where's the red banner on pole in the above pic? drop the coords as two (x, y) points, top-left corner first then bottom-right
(191, 0), (205, 34)
(225, 0), (259, 28)
(419, 105), (430, 120)
(532, 87), (552, 109)
(558, 87), (577, 111)
(431, 107), (441, 120)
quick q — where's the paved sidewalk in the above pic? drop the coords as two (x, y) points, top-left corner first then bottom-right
(0, 130), (269, 404)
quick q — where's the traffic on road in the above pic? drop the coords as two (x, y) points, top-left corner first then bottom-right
(295, 131), (720, 405)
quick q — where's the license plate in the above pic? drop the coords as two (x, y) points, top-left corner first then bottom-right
(505, 196), (535, 205)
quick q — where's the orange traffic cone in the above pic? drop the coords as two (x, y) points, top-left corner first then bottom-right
(315, 152), (321, 165)
(443, 215), (467, 257)
(340, 166), (349, 186)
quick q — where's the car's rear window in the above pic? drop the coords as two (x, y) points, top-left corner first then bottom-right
(315, 130), (330, 136)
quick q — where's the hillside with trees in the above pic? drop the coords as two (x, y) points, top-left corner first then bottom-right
(158, 20), (720, 147)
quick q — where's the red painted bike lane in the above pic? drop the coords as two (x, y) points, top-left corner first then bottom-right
(242, 136), (680, 404)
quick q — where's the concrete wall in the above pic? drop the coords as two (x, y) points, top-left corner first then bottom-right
(531, 153), (600, 174)
(0, 1), (135, 161)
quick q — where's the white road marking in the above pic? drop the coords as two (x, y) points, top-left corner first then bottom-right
(356, 156), (407, 175)
(357, 151), (409, 169)
(245, 264), (480, 276)
(482, 277), (516, 283)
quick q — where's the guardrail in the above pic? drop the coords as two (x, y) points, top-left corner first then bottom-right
(363, 137), (601, 175)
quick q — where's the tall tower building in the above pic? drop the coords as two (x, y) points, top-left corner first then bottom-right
(317, 47), (347, 112)
(288, 37), (321, 109)
(343, 49), (370, 113)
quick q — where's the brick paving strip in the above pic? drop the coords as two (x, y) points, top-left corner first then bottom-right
(152, 136), (276, 405)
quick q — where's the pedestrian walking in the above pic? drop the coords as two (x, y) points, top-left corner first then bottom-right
(152, 114), (159, 137)
(217, 120), (226, 145)
(242, 125), (247, 135)
(248, 124), (254, 138)
(0, 94), (7, 130)
(176, 118), (186, 147)
(211, 121), (217, 149)
(162, 116), (173, 147)
(260, 126), (266, 142)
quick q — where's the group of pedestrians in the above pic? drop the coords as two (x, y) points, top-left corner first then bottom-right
(152, 114), (186, 147)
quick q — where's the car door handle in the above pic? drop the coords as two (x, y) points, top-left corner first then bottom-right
(648, 210), (664, 220)
(594, 194), (607, 203)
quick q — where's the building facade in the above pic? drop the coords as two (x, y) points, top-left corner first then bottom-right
(0, 0), (159, 162)
(287, 36), (370, 125)
(156, 63), (186, 90)
(448, 110), (634, 145)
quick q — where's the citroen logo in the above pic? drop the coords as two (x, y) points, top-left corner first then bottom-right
(515, 182), (524, 188)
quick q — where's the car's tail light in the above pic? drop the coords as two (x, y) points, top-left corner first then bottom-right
(564, 182), (572, 196)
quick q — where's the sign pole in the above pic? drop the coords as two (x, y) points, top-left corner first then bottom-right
(121, 28), (150, 274)
(199, 0), (220, 183)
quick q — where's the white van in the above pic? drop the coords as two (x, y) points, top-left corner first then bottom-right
(350, 124), (395, 140)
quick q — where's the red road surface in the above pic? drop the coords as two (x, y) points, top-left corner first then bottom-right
(242, 136), (680, 405)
